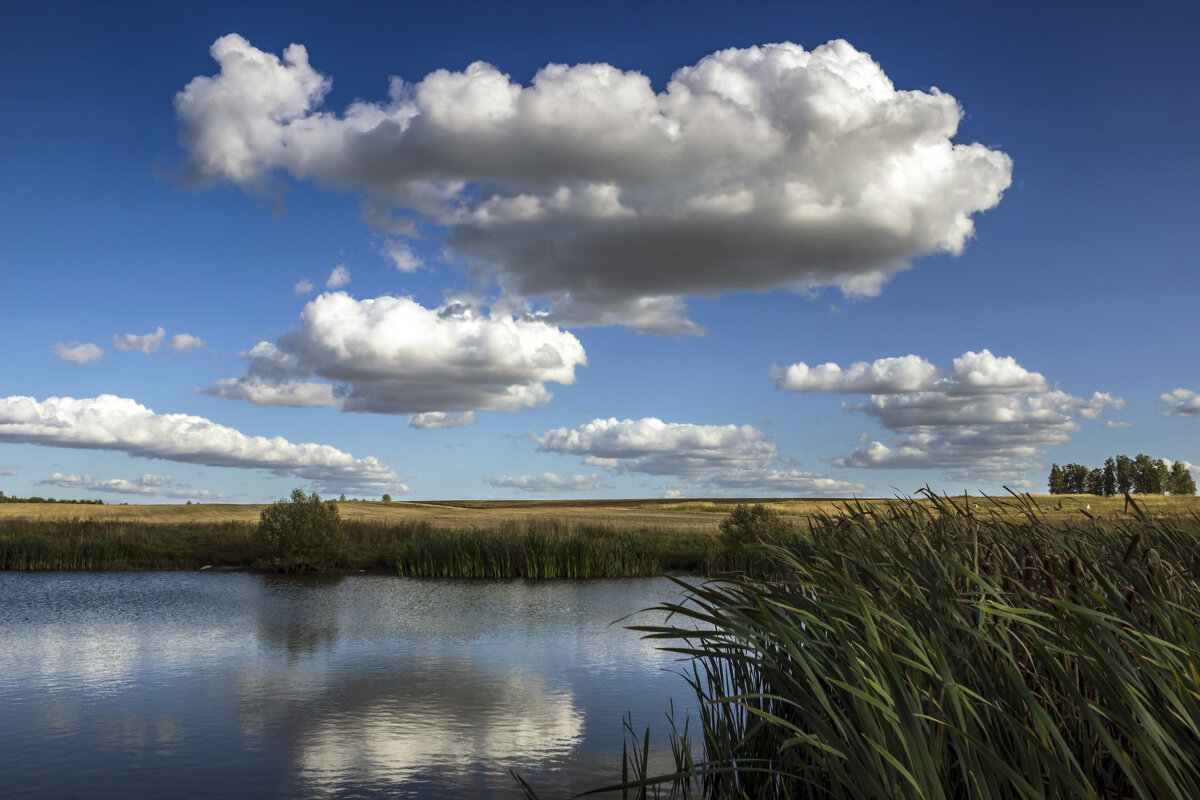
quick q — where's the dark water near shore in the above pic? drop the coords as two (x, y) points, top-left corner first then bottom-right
(0, 572), (697, 799)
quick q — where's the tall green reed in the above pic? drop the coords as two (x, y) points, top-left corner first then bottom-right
(395, 522), (664, 579)
(536, 493), (1200, 799)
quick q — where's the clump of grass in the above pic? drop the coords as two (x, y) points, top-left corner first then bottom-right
(541, 492), (1200, 799)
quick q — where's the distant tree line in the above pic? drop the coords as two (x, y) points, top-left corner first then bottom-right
(0, 491), (105, 504)
(1048, 454), (1196, 496)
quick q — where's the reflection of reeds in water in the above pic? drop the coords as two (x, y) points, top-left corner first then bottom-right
(530, 493), (1200, 799)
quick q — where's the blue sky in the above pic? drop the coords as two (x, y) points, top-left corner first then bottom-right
(2, 0), (1197, 503)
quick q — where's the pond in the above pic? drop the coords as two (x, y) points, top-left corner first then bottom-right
(0, 572), (698, 799)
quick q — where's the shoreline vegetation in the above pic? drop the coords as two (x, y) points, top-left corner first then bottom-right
(1, 494), (1196, 576)
(520, 492), (1200, 799)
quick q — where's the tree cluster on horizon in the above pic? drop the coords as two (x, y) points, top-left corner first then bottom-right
(1048, 454), (1196, 496)
(0, 491), (104, 504)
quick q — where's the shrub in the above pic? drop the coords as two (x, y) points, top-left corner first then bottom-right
(718, 503), (791, 551)
(256, 488), (343, 570)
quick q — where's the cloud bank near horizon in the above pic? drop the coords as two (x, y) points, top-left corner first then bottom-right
(534, 416), (867, 495)
(778, 350), (1124, 484)
(40, 472), (231, 500)
(0, 394), (406, 494)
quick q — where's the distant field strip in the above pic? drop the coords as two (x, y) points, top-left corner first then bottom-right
(1, 494), (1195, 528)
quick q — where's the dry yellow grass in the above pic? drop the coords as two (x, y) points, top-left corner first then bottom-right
(2, 493), (1195, 531)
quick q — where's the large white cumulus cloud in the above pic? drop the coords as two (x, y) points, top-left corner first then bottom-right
(535, 417), (865, 495)
(778, 350), (1124, 483)
(0, 394), (406, 494)
(204, 292), (586, 424)
(176, 35), (1012, 334)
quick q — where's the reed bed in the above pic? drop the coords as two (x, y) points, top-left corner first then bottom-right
(394, 521), (667, 578)
(0, 518), (258, 570)
(544, 493), (1200, 799)
(1, 516), (716, 575)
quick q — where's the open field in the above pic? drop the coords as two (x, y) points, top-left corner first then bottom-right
(3, 493), (1196, 575)
(2, 493), (1196, 528)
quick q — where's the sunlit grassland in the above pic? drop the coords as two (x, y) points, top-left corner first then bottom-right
(2, 493), (1194, 527)
(531, 493), (1200, 799)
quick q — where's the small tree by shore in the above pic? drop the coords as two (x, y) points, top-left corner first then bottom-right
(256, 488), (343, 571)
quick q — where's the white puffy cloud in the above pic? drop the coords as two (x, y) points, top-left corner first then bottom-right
(51, 342), (104, 364)
(778, 350), (1123, 484)
(945, 350), (1047, 394)
(113, 326), (166, 354)
(167, 333), (206, 351)
(534, 417), (862, 495)
(536, 417), (777, 477)
(0, 394), (406, 494)
(204, 292), (586, 419)
(1104, 420), (1133, 430)
(204, 376), (342, 408)
(325, 264), (351, 288)
(39, 472), (229, 500)
(294, 278), (315, 296)
(775, 355), (938, 393)
(407, 411), (475, 429)
(176, 35), (1012, 334)
(485, 473), (602, 492)
(1159, 388), (1200, 418)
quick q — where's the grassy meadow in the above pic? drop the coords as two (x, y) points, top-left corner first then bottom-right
(1, 493), (1196, 575)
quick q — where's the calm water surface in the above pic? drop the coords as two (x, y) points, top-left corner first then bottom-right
(0, 572), (698, 799)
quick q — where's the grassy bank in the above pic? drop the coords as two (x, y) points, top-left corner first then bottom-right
(0, 517), (718, 575)
(540, 494), (1200, 799)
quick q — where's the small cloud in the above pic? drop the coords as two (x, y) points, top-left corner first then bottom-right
(167, 333), (206, 351)
(39, 472), (231, 500)
(408, 411), (476, 429)
(485, 473), (602, 492)
(51, 342), (104, 364)
(1104, 420), (1133, 430)
(294, 279), (315, 296)
(383, 240), (421, 273)
(326, 264), (351, 288)
(1159, 388), (1200, 418)
(113, 326), (166, 355)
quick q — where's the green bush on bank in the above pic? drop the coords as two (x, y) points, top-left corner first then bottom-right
(256, 489), (344, 571)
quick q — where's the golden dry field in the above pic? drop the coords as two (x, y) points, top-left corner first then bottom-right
(2, 493), (1196, 531)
